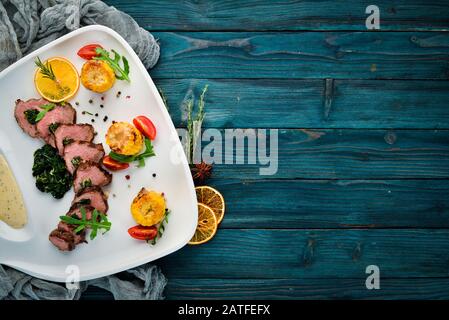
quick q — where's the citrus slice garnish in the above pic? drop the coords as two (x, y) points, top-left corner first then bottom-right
(34, 57), (79, 103)
(188, 203), (218, 245)
(195, 186), (225, 224)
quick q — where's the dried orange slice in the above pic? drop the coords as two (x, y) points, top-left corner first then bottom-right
(188, 203), (217, 245)
(34, 57), (79, 103)
(195, 186), (225, 224)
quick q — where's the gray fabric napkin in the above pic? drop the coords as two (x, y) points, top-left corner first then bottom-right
(0, 0), (160, 71)
(0, 0), (166, 300)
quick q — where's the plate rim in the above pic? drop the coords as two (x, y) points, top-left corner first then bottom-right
(0, 25), (198, 282)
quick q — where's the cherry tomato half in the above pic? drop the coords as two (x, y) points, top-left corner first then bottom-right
(128, 225), (158, 241)
(133, 116), (157, 140)
(102, 155), (129, 171)
(77, 44), (103, 60)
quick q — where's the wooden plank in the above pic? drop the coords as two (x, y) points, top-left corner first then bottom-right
(158, 229), (449, 279)
(213, 179), (449, 229)
(105, 0), (449, 31)
(157, 79), (449, 129)
(151, 32), (449, 79)
(165, 278), (449, 299)
(190, 129), (449, 179)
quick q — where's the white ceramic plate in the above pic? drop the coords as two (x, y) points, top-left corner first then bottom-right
(0, 26), (197, 282)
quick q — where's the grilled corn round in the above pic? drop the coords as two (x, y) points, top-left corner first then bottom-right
(131, 188), (166, 226)
(106, 122), (144, 155)
(80, 60), (115, 93)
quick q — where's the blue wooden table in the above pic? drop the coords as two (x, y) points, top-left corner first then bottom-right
(84, 0), (449, 299)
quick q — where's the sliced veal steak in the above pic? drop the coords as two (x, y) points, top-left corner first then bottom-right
(72, 186), (109, 214)
(49, 229), (75, 251)
(63, 141), (105, 174)
(73, 161), (112, 193)
(54, 124), (95, 155)
(57, 221), (86, 245)
(36, 103), (76, 147)
(66, 204), (95, 221)
(14, 98), (48, 138)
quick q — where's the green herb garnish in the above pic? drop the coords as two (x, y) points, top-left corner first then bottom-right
(151, 209), (170, 245)
(186, 85), (208, 163)
(79, 178), (92, 189)
(48, 122), (60, 134)
(109, 138), (155, 167)
(94, 48), (130, 82)
(24, 109), (40, 125)
(71, 156), (82, 168)
(35, 103), (56, 122)
(63, 137), (74, 146)
(32, 144), (72, 199)
(59, 207), (111, 240)
(77, 198), (91, 206)
(35, 56), (56, 81)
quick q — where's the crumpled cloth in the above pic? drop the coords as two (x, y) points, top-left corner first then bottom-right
(0, 0), (165, 300)
(0, 264), (167, 300)
(0, 0), (160, 71)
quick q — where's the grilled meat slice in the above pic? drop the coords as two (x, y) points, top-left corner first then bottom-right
(49, 229), (75, 251)
(36, 103), (76, 147)
(14, 98), (48, 138)
(54, 124), (95, 155)
(73, 161), (112, 193)
(63, 141), (105, 174)
(57, 221), (86, 245)
(72, 186), (109, 214)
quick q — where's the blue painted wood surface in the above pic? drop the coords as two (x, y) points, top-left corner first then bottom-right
(89, 0), (449, 299)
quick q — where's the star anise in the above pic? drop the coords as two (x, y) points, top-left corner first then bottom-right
(190, 162), (213, 186)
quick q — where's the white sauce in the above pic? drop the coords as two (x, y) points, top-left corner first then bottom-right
(0, 155), (27, 228)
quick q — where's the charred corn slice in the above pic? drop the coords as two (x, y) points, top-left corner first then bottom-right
(106, 122), (144, 155)
(80, 60), (115, 93)
(131, 188), (166, 226)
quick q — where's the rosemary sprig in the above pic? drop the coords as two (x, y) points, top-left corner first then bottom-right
(185, 85), (208, 163)
(35, 57), (56, 81)
(59, 207), (111, 240)
(150, 209), (170, 245)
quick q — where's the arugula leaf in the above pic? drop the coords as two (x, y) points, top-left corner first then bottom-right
(94, 48), (130, 82)
(109, 138), (155, 167)
(35, 103), (56, 122)
(59, 208), (111, 240)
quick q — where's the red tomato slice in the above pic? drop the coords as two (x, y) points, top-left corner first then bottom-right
(133, 116), (157, 140)
(77, 44), (103, 60)
(102, 155), (129, 171)
(128, 225), (158, 241)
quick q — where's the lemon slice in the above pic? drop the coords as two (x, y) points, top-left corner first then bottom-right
(34, 57), (79, 103)
(195, 186), (225, 224)
(188, 203), (218, 245)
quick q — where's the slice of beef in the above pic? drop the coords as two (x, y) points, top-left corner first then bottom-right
(66, 204), (95, 221)
(73, 161), (112, 193)
(36, 103), (76, 147)
(54, 124), (95, 155)
(63, 141), (105, 174)
(49, 229), (75, 251)
(57, 221), (86, 245)
(14, 98), (48, 138)
(72, 186), (109, 213)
